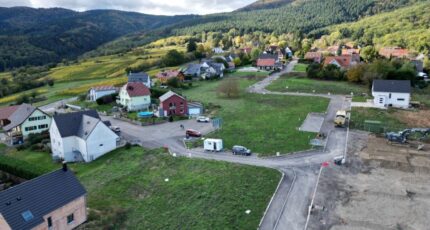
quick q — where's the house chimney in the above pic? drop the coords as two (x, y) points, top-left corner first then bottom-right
(62, 161), (68, 172)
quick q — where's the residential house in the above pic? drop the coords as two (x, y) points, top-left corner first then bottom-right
(156, 70), (181, 84)
(128, 72), (152, 88)
(188, 102), (204, 117)
(372, 80), (411, 109)
(341, 48), (360, 56)
(304, 52), (323, 63)
(285, 47), (293, 58)
(0, 104), (51, 145)
(159, 91), (188, 117)
(323, 55), (358, 69)
(183, 64), (202, 79)
(118, 82), (151, 111)
(411, 60), (424, 73)
(326, 45), (340, 55)
(224, 54), (236, 69)
(256, 54), (282, 70)
(88, 86), (117, 102)
(50, 110), (119, 163)
(201, 60), (225, 79)
(379, 47), (410, 59)
(212, 47), (224, 54)
(0, 165), (87, 230)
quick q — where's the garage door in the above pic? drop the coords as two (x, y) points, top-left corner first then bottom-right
(189, 108), (201, 115)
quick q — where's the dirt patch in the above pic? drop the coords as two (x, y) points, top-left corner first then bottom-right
(308, 131), (430, 230)
(394, 109), (430, 127)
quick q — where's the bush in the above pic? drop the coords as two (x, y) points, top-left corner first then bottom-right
(151, 88), (169, 98)
(96, 93), (118, 105)
(125, 143), (132, 150)
(0, 155), (47, 179)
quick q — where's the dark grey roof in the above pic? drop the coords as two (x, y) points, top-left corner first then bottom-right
(52, 110), (100, 139)
(209, 63), (224, 74)
(258, 53), (278, 61)
(188, 102), (203, 108)
(184, 64), (201, 75)
(3, 104), (37, 131)
(128, 72), (149, 83)
(372, 80), (411, 93)
(0, 168), (86, 230)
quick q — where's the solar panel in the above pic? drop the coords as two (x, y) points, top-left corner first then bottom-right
(21, 210), (34, 222)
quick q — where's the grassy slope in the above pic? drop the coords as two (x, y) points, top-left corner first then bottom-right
(5, 147), (280, 229)
(292, 64), (308, 73)
(267, 75), (369, 95)
(182, 76), (329, 155)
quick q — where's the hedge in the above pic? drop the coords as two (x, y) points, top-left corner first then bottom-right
(0, 155), (48, 179)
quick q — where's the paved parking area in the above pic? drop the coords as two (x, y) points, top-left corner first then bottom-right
(299, 113), (325, 133)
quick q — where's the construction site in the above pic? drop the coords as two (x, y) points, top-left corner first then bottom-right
(308, 130), (430, 230)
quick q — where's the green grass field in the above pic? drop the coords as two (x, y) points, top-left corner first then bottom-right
(182, 76), (329, 155)
(228, 70), (270, 78)
(267, 75), (369, 96)
(292, 63), (308, 72)
(4, 146), (280, 229)
(350, 107), (407, 132)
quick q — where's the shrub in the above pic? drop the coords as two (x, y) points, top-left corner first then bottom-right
(96, 93), (118, 105)
(0, 155), (47, 179)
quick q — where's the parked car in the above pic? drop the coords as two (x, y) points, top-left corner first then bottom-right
(197, 116), (210, 123)
(110, 126), (121, 133)
(186, 129), (202, 137)
(232, 145), (251, 156)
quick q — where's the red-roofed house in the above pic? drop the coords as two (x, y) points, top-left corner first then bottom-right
(156, 70), (181, 84)
(0, 105), (20, 127)
(159, 91), (188, 117)
(256, 54), (282, 70)
(323, 55), (357, 69)
(88, 86), (118, 102)
(118, 82), (151, 111)
(379, 47), (410, 59)
(304, 52), (323, 63)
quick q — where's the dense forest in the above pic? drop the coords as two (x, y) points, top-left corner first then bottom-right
(0, 7), (197, 70)
(312, 2), (430, 54)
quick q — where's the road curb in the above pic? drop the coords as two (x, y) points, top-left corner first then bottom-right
(258, 169), (286, 229)
(273, 168), (297, 230)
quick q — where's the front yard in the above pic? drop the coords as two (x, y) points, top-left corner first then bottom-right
(267, 74), (369, 96)
(4, 146), (280, 229)
(182, 76), (329, 155)
(292, 63), (308, 72)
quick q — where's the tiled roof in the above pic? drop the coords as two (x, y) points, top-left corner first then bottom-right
(379, 47), (410, 58)
(124, 82), (150, 97)
(257, 58), (276, 67)
(52, 110), (100, 139)
(156, 70), (179, 79)
(159, 91), (185, 102)
(324, 55), (352, 68)
(3, 104), (37, 131)
(0, 105), (20, 120)
(0, 168), (86, 230)
(304, 52), (322, 59)
(128, 72), (149, 83)
(90, 86), (117, 92)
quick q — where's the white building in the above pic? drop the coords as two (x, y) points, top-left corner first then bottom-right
(50, 110), (118, 163)
(128, 72), (152, 88)
(118, 82), (151, 111)
(372, 80), (411, 109)
(88, 86), (117, 101)
(0, 104), (51, 145)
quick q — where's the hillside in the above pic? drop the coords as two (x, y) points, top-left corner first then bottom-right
(237, 0), (294, 11)
(0, 7), (197, 70)
(315, 1), (430, 53)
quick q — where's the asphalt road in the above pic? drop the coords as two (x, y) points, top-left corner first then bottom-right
(101, 61), (351, 230)
(39, 97), (78, 113)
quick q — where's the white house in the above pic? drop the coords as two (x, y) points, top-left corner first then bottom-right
(372, 80), (411, 109)
(0, 104), (51, 145)
(88, 86), (117, 101)
(50, 110), (118, 163)
(118, 82), (151, 111)
(128, 72), (152, 88)
(212, 47), (224, 54)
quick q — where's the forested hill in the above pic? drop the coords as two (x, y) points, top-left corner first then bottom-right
(174, 0), (421, 35)
(0, 7), (197, 71)
(237, 0), (294, 11)
(315, 2), (430, 54)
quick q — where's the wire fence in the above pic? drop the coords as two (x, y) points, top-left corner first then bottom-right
(350, 121), (406, 134)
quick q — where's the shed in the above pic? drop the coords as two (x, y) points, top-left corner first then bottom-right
(188, 102), (204, 117)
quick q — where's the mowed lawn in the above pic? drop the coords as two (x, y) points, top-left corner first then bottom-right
(5, 147), (280, 229)
(182, 77), (330, 155)
(292, 63), (308, 72)
(267, 75), (369, 96)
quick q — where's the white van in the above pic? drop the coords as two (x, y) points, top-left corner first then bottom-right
(204, 139), (223, 152)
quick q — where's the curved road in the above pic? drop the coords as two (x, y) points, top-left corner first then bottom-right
(102, 60), (351, 230)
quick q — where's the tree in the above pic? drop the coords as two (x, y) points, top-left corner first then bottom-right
(424, 57), (430, 71)
(214, 57), (229, 69)
(360, 46), (378, 62)
(167, 77), (181, 88)
(162, 50), (185, 67)
(186, 39), (197, 52)
(233, 57), (242, 67)
(347, 64), (366, 83)
(217, 78), (240, 98)
(47, 79), (54, 87)
(306, 63), (322, 79)
(251, 48), (262, 61)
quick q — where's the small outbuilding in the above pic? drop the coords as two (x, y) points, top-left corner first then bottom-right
(188, 102), (204, 117)
(204, 139), (223, 152)
(372, 80), (411, 109)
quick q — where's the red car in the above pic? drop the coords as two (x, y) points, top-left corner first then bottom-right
(186, 129), (202, 137)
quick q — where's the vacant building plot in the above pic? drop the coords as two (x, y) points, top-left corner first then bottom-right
(308, 131), (430, 229)
(299, 113), (325, 133)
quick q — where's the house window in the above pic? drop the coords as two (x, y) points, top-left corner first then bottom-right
(180, 109), (184, 113)
(389, 93), (392, 99)
(397, 98), (405, 101)
(379, 98), (384, 104)
(47, 217), (53, 229)
(38, 124), (48, 129)
(99, 144), (104, 147)
(67, 213), (74, 224)
(21, 210), (34, 222)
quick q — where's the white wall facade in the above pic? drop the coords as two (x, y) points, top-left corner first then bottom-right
(372, 91), (410, 109)
(118, 87), (151, 111)
(21, 109), (51, 137)
(84, 122), (118, 162)
(89, 89), (116, 101)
